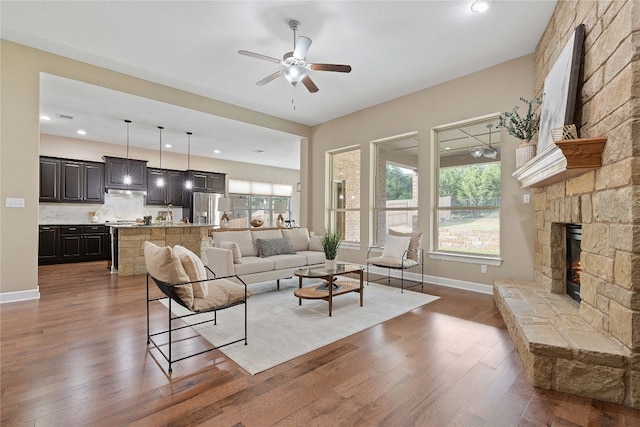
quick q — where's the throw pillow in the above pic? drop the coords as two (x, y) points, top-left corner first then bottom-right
(389, 229), (423, 261)
(220, 240), (242, 264)
(173, 245), (208, 299)
(255, 237), (294, 257)
(143, 241), (194, 309)
(381, 235), (411, 259)
(309, 235), (323, 252)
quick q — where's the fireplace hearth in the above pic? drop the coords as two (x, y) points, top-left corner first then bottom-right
(565, 223), (582, 303)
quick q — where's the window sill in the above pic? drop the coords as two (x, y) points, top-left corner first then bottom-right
(339, 242), (361, 251)
(428, 251), (503, 266)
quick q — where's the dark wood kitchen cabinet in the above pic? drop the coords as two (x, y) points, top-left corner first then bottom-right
(189, 170), (225, 193)
(146, 168), (184, 206)
(39, 225), (110, 265)
(60, 160), (104, 203)
(40, 157), (104, 204)
(59, 225), (109, 262)
(39, 157), (61, 202)
(104, 156), (147, 191)
(38, 225), (59, 264)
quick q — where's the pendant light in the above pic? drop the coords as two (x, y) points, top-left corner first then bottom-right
(184, 131), (193, 189)
(156, 126), (165, 187)
(123, 120), (132, 185)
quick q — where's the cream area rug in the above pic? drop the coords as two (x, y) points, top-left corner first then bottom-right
(164, 278), (439, 375)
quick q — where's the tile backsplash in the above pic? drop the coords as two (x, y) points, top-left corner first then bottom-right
(39, 193), (183, 224)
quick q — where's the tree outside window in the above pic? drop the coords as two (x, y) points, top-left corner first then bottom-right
(435, 118), (501, 257)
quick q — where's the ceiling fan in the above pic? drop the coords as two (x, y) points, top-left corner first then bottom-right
(238, 20), (352, 93)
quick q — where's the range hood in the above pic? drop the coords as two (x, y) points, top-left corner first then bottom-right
(105, 188), (147, 196)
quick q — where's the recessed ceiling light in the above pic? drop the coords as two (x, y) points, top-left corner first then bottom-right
(40, 115), (51, 121)
(471, 0), (490, 13)
(77, 130), (87, 135)
(213, 149), (221, 154)
(444, 147), (451, 150)
(253, 149), (265, 154)
(165, 144), (172, 148)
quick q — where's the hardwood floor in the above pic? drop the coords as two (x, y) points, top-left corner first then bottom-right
(2, 262), (639, 426)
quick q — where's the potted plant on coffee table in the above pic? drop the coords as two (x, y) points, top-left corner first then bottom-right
(321, 229), (342, 270)
(499, 96), (542, 168)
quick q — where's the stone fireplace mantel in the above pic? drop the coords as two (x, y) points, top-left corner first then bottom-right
(512, 136), (607, 188)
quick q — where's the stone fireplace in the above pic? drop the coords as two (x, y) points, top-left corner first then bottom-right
(494, 0), (640, 409)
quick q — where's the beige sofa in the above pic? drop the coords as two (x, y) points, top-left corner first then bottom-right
(205, 228), (325, 285)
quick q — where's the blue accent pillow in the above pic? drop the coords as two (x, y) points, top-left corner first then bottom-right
(255, 237), (294, 257)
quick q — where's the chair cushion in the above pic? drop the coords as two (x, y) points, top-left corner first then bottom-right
(144, 241), (194, 309)
(368, 256), (419, 269)
(381, 235), (411, 259)
(389, 229), (423, 261)
(281, 228), (310, 251)
(219, 240), (242, 263)
(173, 245), (208, 299)
(255, 237), (294, 257)
(191, 278), (252, 312)
(250, 229), (283, 241)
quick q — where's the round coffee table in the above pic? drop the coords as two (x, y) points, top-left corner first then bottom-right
(293, 264), (364, 317)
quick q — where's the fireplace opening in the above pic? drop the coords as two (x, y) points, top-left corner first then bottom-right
(566, 223), (582, 303)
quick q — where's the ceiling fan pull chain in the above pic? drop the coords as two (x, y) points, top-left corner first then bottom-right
(291, 85), (296, 110)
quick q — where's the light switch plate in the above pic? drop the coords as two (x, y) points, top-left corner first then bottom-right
(6, 197), (25, 208)
(523, 194), (531, 204)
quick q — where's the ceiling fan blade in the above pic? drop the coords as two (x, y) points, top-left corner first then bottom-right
(293, 36), (312, 59)
(256, 71), (282, 86)
(310, 63), (352, 73)
(301, 75), (319, 93)
(238, 50), (281, 64)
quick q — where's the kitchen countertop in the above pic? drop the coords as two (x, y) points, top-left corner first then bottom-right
(108, 223), (211, 228)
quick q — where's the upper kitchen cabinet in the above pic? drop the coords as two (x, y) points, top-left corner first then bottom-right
(104, 156), (147, 191)
(189, 170), (225, 193)
(146, 168), (184, 206)
(40, 156), (104, 204)
(61, 160), (105, 203)
(40, 157), (60, 202)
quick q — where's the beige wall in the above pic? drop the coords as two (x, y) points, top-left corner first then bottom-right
(0, 40), (309, 295)
(309, 55), (538, 286)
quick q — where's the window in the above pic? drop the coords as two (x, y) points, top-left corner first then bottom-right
(434, 117), (501, 257)
(329, 147), (360, 243)
(372, 133), (419, 245)
(228, 179), (292, 228)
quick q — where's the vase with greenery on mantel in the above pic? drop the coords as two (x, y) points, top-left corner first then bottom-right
(321, 229), (342, 270)
(499, 96), (542, 168)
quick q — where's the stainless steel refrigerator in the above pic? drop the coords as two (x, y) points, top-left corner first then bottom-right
(192, 192), (224, 225)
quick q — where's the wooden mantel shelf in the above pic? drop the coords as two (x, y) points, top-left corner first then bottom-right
(512, 136), (607, 188)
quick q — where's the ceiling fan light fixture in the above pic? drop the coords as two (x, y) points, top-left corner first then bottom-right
(470, 148), (484, 158)
(282, 64), (308, 85)
(484, 147), (498, 159)
(471, 0), (490, 13)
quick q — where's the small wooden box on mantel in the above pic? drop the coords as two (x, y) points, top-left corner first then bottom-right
(555, 136), (607, 169)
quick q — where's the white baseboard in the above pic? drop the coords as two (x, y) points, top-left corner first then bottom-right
(363, 264), (493, 295)
(0, 288), (40, 304)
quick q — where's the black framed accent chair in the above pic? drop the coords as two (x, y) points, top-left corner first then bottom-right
(144, 241), (251, 373)
(366, 230), (424, 293)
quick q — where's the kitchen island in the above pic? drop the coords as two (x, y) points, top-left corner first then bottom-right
(109, 224), (211, 276)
